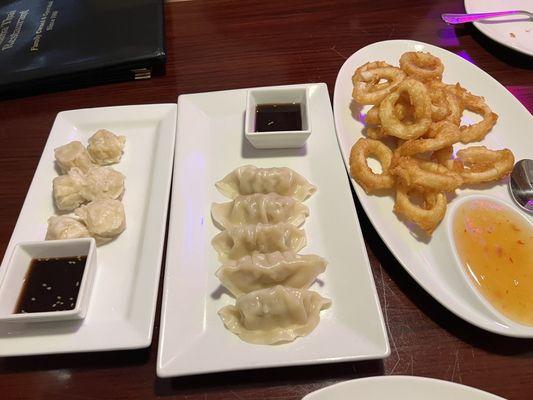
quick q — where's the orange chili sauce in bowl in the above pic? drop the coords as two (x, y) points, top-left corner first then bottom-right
(451, 196), (533, 326)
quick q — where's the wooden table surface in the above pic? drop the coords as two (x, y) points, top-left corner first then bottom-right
(0, 0), (532, 399)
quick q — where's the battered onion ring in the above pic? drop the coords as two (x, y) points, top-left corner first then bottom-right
(392, 157), (463, 192)
(444, 90), (463, 126)
(379, 79), (432, 139)
(349, 138), (395, 193)
(394, 184), (447, 234)
(456, 146), (514, 184)
(395, 121), (460, 158)
(352, 62), (406, 105)
(399, 52), (444, 82)
(430, 145), (458, 170)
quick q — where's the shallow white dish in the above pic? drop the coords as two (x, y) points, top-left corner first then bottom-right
(465, 0), (533, 57)
(447, 194), (533, 331)
(0, 104), (176, 356)
(245, 87), (311, 149)
(157, 83), (389, 378)
(333, 40), (533, 337)
(0, 238), (97, 323)
(303, 376), (505, 400)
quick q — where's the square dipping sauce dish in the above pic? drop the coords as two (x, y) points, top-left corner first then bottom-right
(0, 238), (97, 323)
(245, 86), (311, 149)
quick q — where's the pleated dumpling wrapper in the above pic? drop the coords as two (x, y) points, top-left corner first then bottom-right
(45, 215), (91, 240)
(211, 193), (309, 229)
(216, 251), (327, 297)
(218, 285), (331, 345)
(87, 129), (126, 165)
(216, 165), (316, 201)
(211, 223), (306, 261)
(75, 199), (126, 243)
(54, 141), (96, 174)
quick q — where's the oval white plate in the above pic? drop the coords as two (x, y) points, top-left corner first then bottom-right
(465, 0), (533, 56)
(303, 376), (505, 400)
(333, 39), (533, 337)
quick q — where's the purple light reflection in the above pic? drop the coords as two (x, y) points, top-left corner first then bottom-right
(438, 26), (461, 48)
(455, 50), (476, 65)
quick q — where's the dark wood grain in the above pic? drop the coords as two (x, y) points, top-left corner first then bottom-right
(0, 0), (531, 399)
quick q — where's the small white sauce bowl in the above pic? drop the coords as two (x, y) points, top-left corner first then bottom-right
(0, 238), (97, 323)
(447, 194), (533, 329)
(245, 86), (311, 149)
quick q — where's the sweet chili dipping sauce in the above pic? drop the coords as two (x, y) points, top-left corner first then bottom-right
(255, 103), (302, 132)
(15, 256), (86, 313)
(453, 199), (533, 325)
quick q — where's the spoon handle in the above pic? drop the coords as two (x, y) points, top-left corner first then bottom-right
(442, 10), (527, 24)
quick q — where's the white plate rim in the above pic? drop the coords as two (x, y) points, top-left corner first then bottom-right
(303, 375), (506, 399)
(464, 0), (533, 57)
(333, 39), (533, 338)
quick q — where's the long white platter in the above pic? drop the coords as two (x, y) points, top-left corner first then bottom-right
(157, 83), (389, 378)
(0, 104), (176, 356)
(333, 40), (533, 337)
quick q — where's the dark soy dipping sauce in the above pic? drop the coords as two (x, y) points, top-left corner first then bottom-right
(255, 103), (302, 132)
(15, 256), (86, 314)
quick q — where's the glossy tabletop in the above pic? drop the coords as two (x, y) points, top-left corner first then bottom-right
(0, 1), (532, 399)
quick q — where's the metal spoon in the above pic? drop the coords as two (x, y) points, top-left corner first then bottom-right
(442, 10), (533, 24)
(509, 159), (533, 214)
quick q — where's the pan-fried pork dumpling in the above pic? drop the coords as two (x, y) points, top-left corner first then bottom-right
(218, 285), (331, 344)
(216, 251), (327, 296)
(54, 141), (95, 174)
(216, 165), (317, 201)
(211, 223), (306, 261)
(87, 129), (126, 165)
(45, 215), (91, 240)
(211, 193), (309, 229)
(75, 199), (126, 241)
(80, 166), (125, 202)
(52, 167), (85, 211)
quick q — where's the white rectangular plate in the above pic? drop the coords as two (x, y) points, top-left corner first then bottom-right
(333, 40), (533, 337)
(157, 83), (389, 378)
(0, 104), (177, 356)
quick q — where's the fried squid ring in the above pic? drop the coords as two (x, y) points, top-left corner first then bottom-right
(365, 100), (414, 126)
(394, 185), (447, 234)
(379, 79), (432, 140)
(444, 90), (463, 126)
(394, 121), (460, 158)
(349, 138), (395, 193)
(364, 126), (388, 140)
(399, 52), (444, 82)
(352, 62), (406, 105)
(430, 145), (456, 170)
(427, 84), (450, 121)
(459, 93), (498, 143)
(455, 146), (514, 184)
(392, 157), (463, 192)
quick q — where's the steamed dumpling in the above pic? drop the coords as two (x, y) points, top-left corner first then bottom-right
(45, 215), (91, 240)
(87, 129), (126, 165)
(54, 141), (96, 173)
(216, 251), (327, 296)
(75, 199), (126, 241)
(216, 165), (317, 201)
(211, 223), (306, 261)
(80, 166), (125, 202)
(52, 167), (85, 211)
(218, 285), (331, 344)
(211, 193), (309, 229)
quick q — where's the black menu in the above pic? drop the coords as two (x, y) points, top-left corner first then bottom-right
(0, 0), (166, 96)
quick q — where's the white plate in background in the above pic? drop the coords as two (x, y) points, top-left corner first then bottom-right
(157, 83), (389, 378)
(333, 40), (533, 337)
(0, 104), (176, 356)
(465, 0), (533, 56)
(303, 376), (505, 400)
